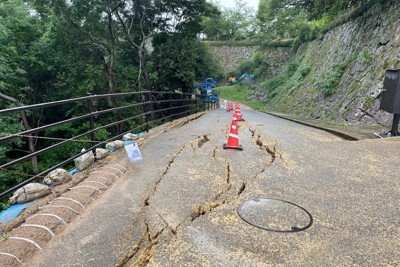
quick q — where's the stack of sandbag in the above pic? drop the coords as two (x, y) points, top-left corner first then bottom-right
(74, 148), (95, 171)
(43, 168), (72, 186)
(105, 140), (124, 152)
(9, 183), (50, 204)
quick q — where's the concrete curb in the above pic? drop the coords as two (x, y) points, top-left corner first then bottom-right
(263, 111), (380, 141)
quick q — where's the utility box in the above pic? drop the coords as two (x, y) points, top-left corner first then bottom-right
(380, 69), (400, 114)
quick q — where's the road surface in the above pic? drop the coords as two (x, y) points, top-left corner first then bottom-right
(25, 106), (400, 266)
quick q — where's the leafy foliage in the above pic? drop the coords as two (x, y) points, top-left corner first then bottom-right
(257, 0), (390, 46)
(201, 0), (257, 40)
(0, 0), (221, 207)
(316, 62), (348, 97)
(235, 51), (271, 80)
(152, 34), (223, 92)
(260, 56), (312, 101)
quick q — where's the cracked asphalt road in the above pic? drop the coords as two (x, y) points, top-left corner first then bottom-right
(27, 107), (400, 266)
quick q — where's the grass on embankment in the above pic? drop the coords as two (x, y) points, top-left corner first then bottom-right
(215, 85), (265, 110)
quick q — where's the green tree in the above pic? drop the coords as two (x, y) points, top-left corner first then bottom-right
(257, 0), (309, 38)
(54, 0), (123, 107)
(113, 0), (211, 91)
(0, 0), (47, 102)
(0, 0), (51, 174)
(217, 0), (257, 40)
(200, 2), (222, 40)
(151, 34), (223, 92)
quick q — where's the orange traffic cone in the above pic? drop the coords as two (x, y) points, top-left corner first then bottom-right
(235, 106), (245, 121)
(226, 102), (231, 112)
(223, 119), (243, 150)
(233, 112), (238, 121)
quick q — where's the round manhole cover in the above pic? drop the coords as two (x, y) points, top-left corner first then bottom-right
(237, 198), (313, 233)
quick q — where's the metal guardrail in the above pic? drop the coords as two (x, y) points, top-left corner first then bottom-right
(0, 91), (219, 200)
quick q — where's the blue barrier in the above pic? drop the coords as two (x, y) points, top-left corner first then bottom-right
(0, 201), (36, 224)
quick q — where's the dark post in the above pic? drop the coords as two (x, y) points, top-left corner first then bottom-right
(380, 69), (400, 136)
(146, 91), (153, 132)
(390, 114), (400, 136)
(169, 92), (172, 120)
(148, 90), (154, 114)
(87, 93), (96, 158)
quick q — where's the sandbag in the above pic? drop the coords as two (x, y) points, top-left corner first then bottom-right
(95, 148), (108, 159)
(9, 183), (50, 204)
(105, 140), (124, 152)
(123, 133), (139, 141)
(43, 168), (72, 186)
(74, 148), (95, 171)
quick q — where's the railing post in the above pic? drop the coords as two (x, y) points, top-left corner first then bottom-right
(169, 92), (172, 120)
(87, 93), (96, 158)
(146, 91), (153, 132)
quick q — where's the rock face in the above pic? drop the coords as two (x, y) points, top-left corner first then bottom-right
(209, 45), (292, 77)
(209, 1), (400, 127)
(272, 0), (400, 126)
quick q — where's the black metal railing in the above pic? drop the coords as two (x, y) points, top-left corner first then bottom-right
(0, 91), (219, 200)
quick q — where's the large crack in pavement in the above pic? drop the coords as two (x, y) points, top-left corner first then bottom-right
(116, 228), (147, 267)
(187, 125), (281, 224)
(211, 161), (232, 203)
(198, 134), (210, 148)
(249, 127), (281, 164)
(189, 160), (232, 223)
(141, 143), (187, 212)
(162, 113), (207, 134)
(116, 134), (216, 266)
(115, 142), (187, 267)
(117, 126), (281, 266)
(191, 134), (210, 153)
(116, 215), (164, 267)
(166, 126), (278, 234)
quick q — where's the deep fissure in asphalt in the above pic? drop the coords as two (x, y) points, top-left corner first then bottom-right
(117, 124), (280, 266)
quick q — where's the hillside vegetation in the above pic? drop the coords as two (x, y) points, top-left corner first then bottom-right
(0, 0), (222, 207)
(209, 0), (396, 127)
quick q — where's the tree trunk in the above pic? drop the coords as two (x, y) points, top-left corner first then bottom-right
(105, 9), (116, 108)
(139, 48), (154, 123)
(0, 93), (39, 174)
(139, 48), (152, 92)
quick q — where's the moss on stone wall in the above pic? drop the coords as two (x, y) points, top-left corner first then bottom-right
(209, 45), (293, 77)
(253, 0), (399, 126)
(208, 1), (399, 127)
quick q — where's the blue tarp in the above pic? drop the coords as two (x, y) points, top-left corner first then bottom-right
(0, 201), (36, 224)
(69, 168), (79, 176)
